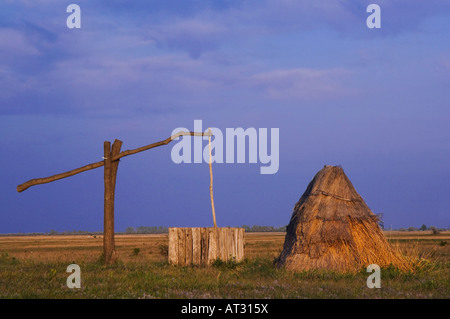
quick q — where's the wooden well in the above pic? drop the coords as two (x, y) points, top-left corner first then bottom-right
(168, 227), (245, 266)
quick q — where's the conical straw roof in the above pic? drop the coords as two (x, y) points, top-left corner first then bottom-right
(276, 165), (408, 272)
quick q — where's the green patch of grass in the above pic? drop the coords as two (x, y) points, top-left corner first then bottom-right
(1, 235), (449, 299)
(240, 257), (280, 278)
(212, 257), (241, 270)
(1, 256), (449, 299)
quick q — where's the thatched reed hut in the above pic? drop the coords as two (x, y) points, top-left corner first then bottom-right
(276, 165), (408, 272)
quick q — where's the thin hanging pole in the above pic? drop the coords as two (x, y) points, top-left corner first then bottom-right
(208, 128), (217, 228)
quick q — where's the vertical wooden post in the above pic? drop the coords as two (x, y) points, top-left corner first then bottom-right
(103, 139), (122, 265)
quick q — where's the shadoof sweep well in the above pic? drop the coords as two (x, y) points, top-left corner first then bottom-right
(276, 165), (410, 272)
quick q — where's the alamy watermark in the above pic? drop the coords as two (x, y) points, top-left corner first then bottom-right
(366, 264), (381, 288)
(170, 120), (279, 174)
(66, 4), (81, 29)
(66, 264), (81, 288)
(66, 4), (380, 30)
(366, 4), (381, 29)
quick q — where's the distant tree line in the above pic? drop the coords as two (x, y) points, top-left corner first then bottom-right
(125, 226), (169, 234)
(124, 225), (287, 234)
(396, 224), (443, 234)
(48, 229), (101, 235)
(0, 224), (448, 236)
(0, 230), (103, 236)
(241, 225), (287, 232)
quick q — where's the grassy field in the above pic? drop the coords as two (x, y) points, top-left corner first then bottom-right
(0, 231), (449, 299)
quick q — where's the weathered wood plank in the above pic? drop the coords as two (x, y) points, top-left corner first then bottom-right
(168, 228), (178, 265)
(237, 228), (245, 262)
(178, 228), (186, 266)
(200, 227), (208, 266)
(192, 227), (201, 266)
(168, 227), (244, 266)
(185, 228), (193, 266)
(207, 227), (217, 265)
(225, 228), (230, 261)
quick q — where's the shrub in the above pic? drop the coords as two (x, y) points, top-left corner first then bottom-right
(430, 226), (440, 235)
(212, 257), (240, 270)
(158, 244), (168, 257)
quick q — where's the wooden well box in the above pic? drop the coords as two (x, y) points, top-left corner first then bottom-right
(168, 227), (245, 266)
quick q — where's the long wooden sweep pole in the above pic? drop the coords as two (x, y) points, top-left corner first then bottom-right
(16, 131), (210, 193)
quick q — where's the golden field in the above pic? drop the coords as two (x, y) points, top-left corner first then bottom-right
(0, 231), (449, 298)
(0, 231), (448, 263)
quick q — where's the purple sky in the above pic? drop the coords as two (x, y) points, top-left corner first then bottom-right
(1, 0), (450, 233)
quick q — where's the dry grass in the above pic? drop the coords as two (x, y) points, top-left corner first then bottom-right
(1, 231), (448, 264)
(0, 231), (449, 298)
(0, 234), (169, 264)
(0, 232), (287, 265)
(385, 230), (450, 240)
